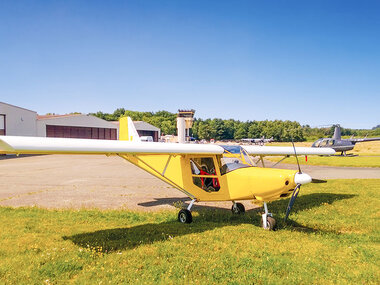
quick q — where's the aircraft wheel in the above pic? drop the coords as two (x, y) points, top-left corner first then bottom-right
(231, 203), (245, 214)
(261, 216), (276, 230)
(178, 209), (192, 224)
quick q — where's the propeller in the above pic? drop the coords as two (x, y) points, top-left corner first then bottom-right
(284, 138), (327, 221)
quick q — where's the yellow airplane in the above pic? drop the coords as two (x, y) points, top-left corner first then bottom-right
(0, 117), (334, 230)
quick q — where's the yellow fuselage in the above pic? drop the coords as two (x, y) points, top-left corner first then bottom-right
(120, 153), (297, 202)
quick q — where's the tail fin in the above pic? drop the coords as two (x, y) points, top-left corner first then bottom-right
(332, 124), (341, 140)
(119, 117), (141, 142)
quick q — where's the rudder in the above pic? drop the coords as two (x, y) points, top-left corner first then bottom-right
(119, 117), (141, 142)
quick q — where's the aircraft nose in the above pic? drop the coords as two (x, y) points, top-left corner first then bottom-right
(294, 173), (312, 185)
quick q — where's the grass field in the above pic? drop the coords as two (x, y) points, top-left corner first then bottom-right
(266, 141), (380, 167)
(0, 179), (379, 284)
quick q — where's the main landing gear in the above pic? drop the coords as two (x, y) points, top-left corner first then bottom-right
(261, 202), (276, 230)
(231, 202), (245, 214)
(178, 200), (276, 230)
(178, 200), (247, 223)
(178, 199), (196, 224)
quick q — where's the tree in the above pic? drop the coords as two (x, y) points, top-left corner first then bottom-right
(234, 122), (249, 139)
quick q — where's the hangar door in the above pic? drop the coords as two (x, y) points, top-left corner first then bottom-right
(46, 125), (117, 140)
(137, 130), (158, 142)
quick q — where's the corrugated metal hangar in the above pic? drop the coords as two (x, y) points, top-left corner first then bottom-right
(38, 114), (118, 140)
(0, 102), (160, 141)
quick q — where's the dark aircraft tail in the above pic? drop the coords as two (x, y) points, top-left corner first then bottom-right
(332, 124), (341, 140)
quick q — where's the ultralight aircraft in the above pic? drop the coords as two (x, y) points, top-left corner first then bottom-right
(0, 117), (335, 230)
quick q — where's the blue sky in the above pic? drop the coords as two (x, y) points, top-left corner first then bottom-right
(1, 0), (379, 129)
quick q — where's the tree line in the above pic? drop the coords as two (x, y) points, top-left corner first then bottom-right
(89, 109), (379, 141)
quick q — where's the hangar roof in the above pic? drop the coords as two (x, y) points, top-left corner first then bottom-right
(0, 102), (37, 114)
(37, 114), (82, 120)
(133, 121), (160, 132)
(37, 114), (118, 129)
(111, 120), (160, 132)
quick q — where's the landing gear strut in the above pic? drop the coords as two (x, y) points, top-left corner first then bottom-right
(178, 199), (196, 224)
(261, 202), (276, 230)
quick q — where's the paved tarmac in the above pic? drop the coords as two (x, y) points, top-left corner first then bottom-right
(0, 154), (379, 211)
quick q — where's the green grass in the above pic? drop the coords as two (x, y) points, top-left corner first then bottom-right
(266, 155), (380, 168)
(1, 180), (379, 284)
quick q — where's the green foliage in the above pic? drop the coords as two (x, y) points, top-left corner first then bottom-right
(89, 108), (378, 141)
(0, 180), (379, 284)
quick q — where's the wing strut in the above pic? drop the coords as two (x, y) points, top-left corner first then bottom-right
(270, 155), (290, 167)
(119, 154), (196, 199)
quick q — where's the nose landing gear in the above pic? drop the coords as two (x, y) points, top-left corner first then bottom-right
(261, 202), (276, 230)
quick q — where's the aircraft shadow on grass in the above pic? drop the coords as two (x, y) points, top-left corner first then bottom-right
(63, 193), (356, 252)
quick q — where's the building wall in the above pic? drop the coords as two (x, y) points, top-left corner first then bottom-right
(37, 115), (119, 137)
(0, 102), (37, 136)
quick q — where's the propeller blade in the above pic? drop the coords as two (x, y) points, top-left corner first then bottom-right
(311, 178), (327, 183)
(284, 184), (301, 221)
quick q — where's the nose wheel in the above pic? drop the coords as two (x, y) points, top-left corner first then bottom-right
(261, 202), (276, 230)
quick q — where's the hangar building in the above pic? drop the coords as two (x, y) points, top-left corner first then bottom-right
(0, 102), (160, 141)
(37, 114), (118, 140)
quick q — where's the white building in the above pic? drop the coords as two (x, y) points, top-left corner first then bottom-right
(0, 102), (37, 136)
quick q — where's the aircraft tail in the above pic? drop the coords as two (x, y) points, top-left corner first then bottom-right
(332, 124), (341, 140)
(119, 117), (141, 142)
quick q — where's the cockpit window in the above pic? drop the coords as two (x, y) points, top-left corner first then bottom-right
(220, 145), (255, 175)
(312, 139), (322, 147)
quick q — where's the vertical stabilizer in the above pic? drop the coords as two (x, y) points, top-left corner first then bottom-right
(332, 124), (341, 140)
(119, 117), (141, 142)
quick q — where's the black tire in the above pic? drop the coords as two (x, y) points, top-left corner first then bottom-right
(178, 209), (192, 224)
(231, 203), (245, 214)
(261, 216), (276, 230)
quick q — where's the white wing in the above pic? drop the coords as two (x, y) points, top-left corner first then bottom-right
(242, 145), (335, 156)
(0, 136), (334, 156)
(0, 136), (223, 155)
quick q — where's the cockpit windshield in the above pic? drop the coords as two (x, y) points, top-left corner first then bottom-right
(312, 139), (323, 147)
(220, 145), (255, 175)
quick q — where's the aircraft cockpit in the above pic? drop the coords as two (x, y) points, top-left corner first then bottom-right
(189, 145), (256, 193)
(220, 145), (256, 174)
(312, 139), (334, 147)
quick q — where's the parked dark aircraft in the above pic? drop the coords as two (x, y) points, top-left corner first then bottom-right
(312, 124), (380, 156)
(241, 136), (274, 145)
